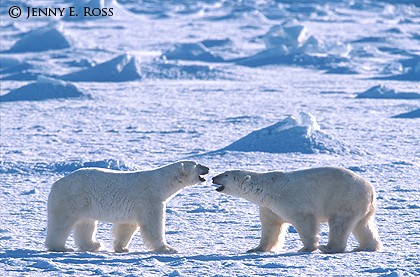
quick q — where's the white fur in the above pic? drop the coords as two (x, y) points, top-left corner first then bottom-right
(212, 167), (383, 254)
(45, 161), (209, 253)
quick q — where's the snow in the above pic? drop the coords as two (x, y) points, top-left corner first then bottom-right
(1, 0), (420, 276)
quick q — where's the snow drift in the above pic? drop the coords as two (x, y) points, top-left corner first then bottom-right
(6, 24), (71, 53)
(60, 53), (141, 82)
(0, 76), (87, 102)
(356, 85), (420, 99)
(222, 112), (348, 154)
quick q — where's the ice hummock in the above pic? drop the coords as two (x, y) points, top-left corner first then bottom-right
(6, 24), (72, 53)
(356, 84), (420, 99)
(379, 57), (420, 81)
(0, 159), (135, 175)
(0, 76), (88, 102)
(392, 108), (420, 119)
(0, 57), (35, 80)
(263, 23), (310, 50)
(142, 61), (226, 80)
(236, 21), (351, 70)
(222, 112), (348, 154)
(60, 53), (141, 82)
(162, 42), (225, 62)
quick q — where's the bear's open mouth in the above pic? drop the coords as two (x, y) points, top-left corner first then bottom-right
(215, 185), (225, 192)
(199, 175), (206, 182)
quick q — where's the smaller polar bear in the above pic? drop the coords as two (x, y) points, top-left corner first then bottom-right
(45, 161), (209, 253)
(212, 167), (382, 254)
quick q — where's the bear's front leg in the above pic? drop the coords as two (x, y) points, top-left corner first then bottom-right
(137, 202), (178, 253)
(247, 207), (288, 253)
(113, 223), (139, 253)
(293, 214), (320, 253)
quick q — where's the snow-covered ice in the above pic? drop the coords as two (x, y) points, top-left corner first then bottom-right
(1, 0), (419, 276)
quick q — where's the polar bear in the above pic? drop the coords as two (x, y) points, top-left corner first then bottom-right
(45, 161), (209, 253)
(212, 167), (382, 254)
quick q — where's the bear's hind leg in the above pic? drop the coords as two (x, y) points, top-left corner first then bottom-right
(45, 216), (76, 252)
(74, 220), (102, 252)
(247, 207), (288, 253)
(319, 215), (357, 254)
(352, 211), (382, 252)
(294, 215), (320, 253)
(113, 223), (139, 253)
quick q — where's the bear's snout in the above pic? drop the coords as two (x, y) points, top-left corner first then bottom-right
(198, 164), (210, 182)
(212, 175), (225, 192)
(212, 174), (223, 183)
(200, 165), (210, 175)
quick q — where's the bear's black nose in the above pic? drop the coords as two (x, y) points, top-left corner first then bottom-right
(201, 165), (209, 174)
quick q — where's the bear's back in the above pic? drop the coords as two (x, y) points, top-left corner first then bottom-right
(50, 168), (141, 197)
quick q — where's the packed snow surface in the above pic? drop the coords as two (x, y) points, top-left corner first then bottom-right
(0, 0), (419, 276)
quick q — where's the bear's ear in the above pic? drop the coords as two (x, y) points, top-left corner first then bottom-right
(180, 162), (191, 176)
(243, 175), (251, 184)
(239, 175), (252, 190)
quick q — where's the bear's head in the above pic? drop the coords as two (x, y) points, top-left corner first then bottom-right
(212, 170), (253, 196)
(178, 161), (210, 185)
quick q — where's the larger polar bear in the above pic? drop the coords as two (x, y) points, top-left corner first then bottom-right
(212, 167), (382, 254)
(45, 161), (209, 253)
